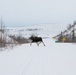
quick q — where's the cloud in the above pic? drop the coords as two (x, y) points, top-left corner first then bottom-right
(0, 0), (76, 26)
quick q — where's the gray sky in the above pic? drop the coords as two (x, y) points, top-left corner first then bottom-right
(0, 0), (76, 26)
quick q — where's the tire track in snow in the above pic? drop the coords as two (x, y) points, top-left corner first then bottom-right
(21, 47), (50, 75)
(21, 50), (43, 75)
(21, 38), (58, 75)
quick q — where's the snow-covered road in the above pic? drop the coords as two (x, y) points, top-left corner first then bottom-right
(0, 38), (76, 75)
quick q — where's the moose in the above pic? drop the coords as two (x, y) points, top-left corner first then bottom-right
(29, 35), (45, 46)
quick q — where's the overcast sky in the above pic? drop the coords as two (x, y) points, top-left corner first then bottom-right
(0, 0), (76, 26)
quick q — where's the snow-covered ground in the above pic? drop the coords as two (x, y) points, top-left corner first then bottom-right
(0, 24), (76, 75)
(7, 24), (67, 38)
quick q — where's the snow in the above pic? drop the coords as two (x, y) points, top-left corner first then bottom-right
(0, 24), (76, 75)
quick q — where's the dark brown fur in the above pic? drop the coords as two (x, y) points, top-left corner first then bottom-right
(29, 36), (45, 46)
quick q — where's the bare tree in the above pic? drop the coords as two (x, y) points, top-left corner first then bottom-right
(0, 17), (6, 47)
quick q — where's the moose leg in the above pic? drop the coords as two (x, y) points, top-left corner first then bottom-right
(37, 41), (42, 46)
(29, 40), (32, 46)
(36, 42), (39, 46)
(30, 42), (32, 46)
(38, 41), (41, 45)
(42, 41), (45, 46)
(36, 43), (39, 46)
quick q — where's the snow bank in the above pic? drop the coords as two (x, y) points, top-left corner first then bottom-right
(0, 24), (76, 75)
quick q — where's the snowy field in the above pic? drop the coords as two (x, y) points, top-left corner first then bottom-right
(0, 24), (76, 75)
